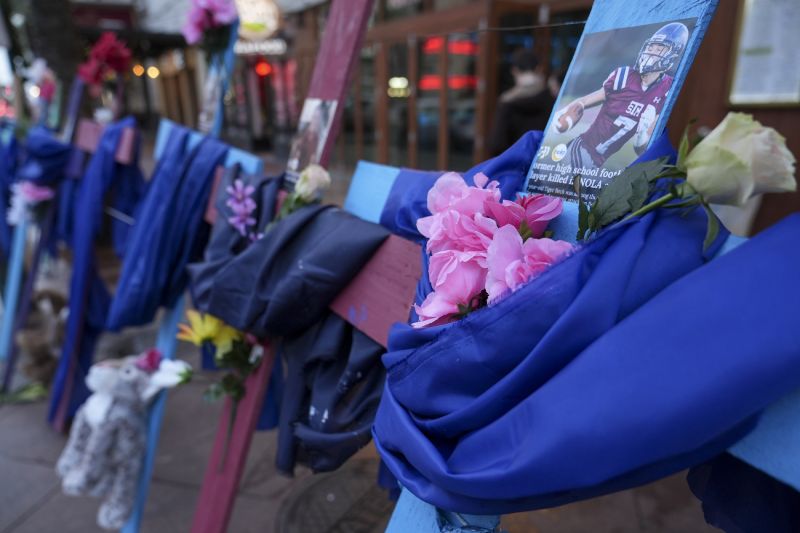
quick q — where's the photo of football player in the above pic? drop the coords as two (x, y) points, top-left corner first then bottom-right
(553, 22), (689, 171)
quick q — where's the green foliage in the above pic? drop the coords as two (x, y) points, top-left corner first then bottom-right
(702, 203), (720, 252)
(676, 120), (696, 173)
(576, 158), (668, 241)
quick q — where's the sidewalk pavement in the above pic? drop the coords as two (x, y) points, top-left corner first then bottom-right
(0, 329), (717, 533)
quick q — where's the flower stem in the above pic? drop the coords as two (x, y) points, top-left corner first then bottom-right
(625, 192), (676, 221)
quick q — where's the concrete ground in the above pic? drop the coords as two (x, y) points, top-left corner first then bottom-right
(0, 332), (718, 533)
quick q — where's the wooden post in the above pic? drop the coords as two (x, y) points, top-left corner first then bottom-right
(474, 17), (490, 165)
(353, 63), (364, 162)
(407, 34), (419, 169)
(375, 43), (390, 164)
(437, 34), (449, 170)
(190, 3), (376, 532)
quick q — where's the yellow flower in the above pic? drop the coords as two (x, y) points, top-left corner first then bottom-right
(214, 324), (242, 355)
(176, 310), (221, 346)
(176, 310), (244, 356)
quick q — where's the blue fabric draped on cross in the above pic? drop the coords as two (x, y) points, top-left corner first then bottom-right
(48, 117), (146, 425)
(0, 132), (18, 256)
(106, 126), (228, 331)
(372, 132), (800, 514)
(16, 127), (72, 186)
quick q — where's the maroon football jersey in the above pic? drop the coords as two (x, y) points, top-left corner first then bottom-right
(579, 66), (673, 165)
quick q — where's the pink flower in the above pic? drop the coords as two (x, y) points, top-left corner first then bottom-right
(201, 0), (238, 25)
(18, 182), (54, 203)
(484, 194), (563, 238)
(518, 194), (563, 236)
(425, 172), (500, 216)
(485, 225), (573, 303)
(417, 210), (498, 255)
(183, 0), (237, 44)
(135, 349), (162, 373)
(412, 250), (486, 328)
(182, 10), (205, 44)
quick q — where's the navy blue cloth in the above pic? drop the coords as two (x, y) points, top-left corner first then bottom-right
(48, 117), (145, 424)
(688, 453), (800, 533)
(187, 165), (284, 427)
(106, 129), (228, 331)
(188, 165), (283, 313)
(16, 127), (72, 186)
(205, 206), (390, 338)
(276, 313), (385, 475)
(373, 210), (800, 514)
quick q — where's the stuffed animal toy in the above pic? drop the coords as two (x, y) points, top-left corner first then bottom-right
(56, 350), (191, 530)
(16, 291), (67, 386)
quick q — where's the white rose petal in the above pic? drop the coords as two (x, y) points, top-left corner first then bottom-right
(150, 359), (193, 388)
(295, 164), (331, 202)
(686, 113), (796, 206)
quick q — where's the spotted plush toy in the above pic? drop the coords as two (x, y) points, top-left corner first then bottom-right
(56, 350), (190, 530)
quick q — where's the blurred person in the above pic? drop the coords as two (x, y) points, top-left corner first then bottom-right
(489, 48), (555, 156)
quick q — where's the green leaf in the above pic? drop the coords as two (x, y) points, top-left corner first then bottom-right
(590, 157), (667, 230)
(574, 175), (589, 241)
(702, 203), (720, 251)
(663, 197), (701, 210)
(676, 130), (690, 172)
(628, 173), (650, 213)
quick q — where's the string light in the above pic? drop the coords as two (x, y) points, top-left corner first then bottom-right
(132, 64), (145, 77)
(146, 66), (160, 79)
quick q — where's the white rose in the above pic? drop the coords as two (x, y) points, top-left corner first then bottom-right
(294, 164), (331, 202)
(149, 359), (193, 389)
(685, 112), (796, 206)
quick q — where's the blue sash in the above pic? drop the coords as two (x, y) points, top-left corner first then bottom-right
(372, 134), (800, 514)
(106, 130), (228, 330)
(48, 117), (145, 424)
(0, 133), (18, 256)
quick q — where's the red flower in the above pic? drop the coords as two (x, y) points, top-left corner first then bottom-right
(90, 32), (132, 73)
(77, 32), (132, 95)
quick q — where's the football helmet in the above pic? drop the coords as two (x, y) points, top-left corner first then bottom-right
(635, 22), (689, 74)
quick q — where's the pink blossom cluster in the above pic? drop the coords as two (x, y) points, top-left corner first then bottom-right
(226, 179), (262, 241)
(17, 181), (55, 203)
(413, 172), (573, 328)
(182, 0), (238, 45)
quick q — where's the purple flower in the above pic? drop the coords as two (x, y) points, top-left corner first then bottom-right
(226, 179), (255, 203)
(228, 212), (256, 235)
(224, 179), (259, 236)
(226, 196), (256, 214)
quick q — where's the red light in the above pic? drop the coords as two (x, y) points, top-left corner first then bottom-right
(448, 40), (478, 55)
(423, 37), (477, 56)
(419, 75), (442, 91)
(255, 60), (272, 77)
(423, 37), (444, 54)
(448, 75), (477, 90)
(418, 75), (477, 91)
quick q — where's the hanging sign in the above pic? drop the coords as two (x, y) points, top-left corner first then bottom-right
(233, 0), (287, 56)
